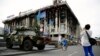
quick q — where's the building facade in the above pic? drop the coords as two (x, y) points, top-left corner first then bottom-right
(3, 0), (81, 41)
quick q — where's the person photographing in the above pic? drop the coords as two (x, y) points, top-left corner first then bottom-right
(80, 24), (94, 56)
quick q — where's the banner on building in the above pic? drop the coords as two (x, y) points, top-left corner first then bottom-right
(36, 10), (46, 21)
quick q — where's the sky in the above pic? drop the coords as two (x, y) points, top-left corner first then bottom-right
(0, 0), (100, 37)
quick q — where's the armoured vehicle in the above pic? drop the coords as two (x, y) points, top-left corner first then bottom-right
(5, 27), (50, 51)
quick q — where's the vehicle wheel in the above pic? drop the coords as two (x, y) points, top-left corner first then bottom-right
(23, 39), (33, 51)
(6, 39), (13, 49)
(37, 44), (45, 50)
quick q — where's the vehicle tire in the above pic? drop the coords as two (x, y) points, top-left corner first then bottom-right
(6, 39), (13, 49)
(37, 44), (45, 50)
(23, 39), (33, 51)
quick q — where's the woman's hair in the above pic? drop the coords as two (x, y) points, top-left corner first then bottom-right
(85, 24), (90, 30)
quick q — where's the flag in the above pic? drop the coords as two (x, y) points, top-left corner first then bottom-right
(40, 11), (46, 18)
(36, 10), (41, 21)
(36, 10), (46, 21)
(49, 19), (54, 25)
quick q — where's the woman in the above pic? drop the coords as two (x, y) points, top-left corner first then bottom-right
(80, 24), (94, 56)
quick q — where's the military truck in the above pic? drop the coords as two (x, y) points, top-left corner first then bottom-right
(5, 27), (50, 51)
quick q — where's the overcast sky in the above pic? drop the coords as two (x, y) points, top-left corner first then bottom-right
(0, 0), (100, 37)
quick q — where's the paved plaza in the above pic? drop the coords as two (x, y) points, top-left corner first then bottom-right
(0, 44), (100, 56)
